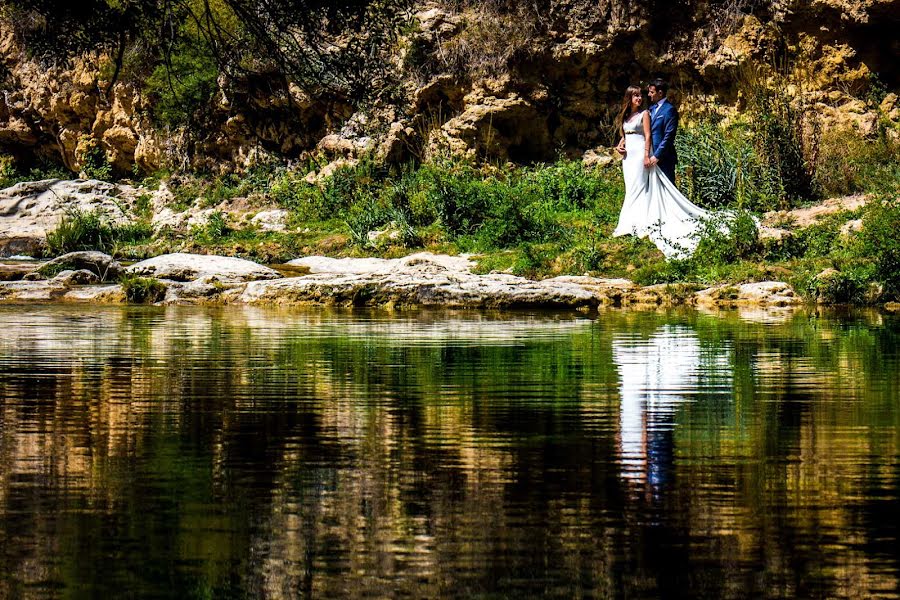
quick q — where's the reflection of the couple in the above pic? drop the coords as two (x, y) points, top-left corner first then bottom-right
(614, 325), (731, 496)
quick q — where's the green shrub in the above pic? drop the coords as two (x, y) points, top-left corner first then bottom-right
(120, 275), (167, 303)
(858, 199), (900, 296)
(45, 209), (116, 256)
(812, 265), (876, 305)
(82, 141), (113, 180)
(345, 195), (391, 247)
(45, 209), (153, 256)
(523, 160), (618, 213)
(429, 166), (491, 235)
(0, 154), (16, 188)
(0, 155), (71, 188)
(191, 211), (229, 244)
(815, 126), (900, 197)
(692, 210), (762, 265)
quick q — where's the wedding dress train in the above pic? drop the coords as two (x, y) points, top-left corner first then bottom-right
(612, 111), (709, 259)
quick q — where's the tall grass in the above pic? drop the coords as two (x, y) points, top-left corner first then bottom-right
(45, 209), (152, 257)
(676, 120), (777, 211)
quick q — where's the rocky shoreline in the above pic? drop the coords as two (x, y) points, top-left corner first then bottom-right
(0, 251), (803, 311)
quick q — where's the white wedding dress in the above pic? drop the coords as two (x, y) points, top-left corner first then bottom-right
(612, 111), (709, 259)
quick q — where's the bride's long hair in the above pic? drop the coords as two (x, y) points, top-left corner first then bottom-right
(617, 85), (643, 136)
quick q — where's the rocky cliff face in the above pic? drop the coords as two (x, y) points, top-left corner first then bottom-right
(1, 0), (897, 172)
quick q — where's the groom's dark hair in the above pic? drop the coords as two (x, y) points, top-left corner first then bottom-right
(649, 78), (669, 95)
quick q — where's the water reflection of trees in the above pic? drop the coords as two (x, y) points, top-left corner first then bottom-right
(0, 306), (898, 598)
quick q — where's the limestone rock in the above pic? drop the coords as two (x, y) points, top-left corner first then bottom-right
(62, 284), (126, 303)
(581, 148), (615, 168)
(0, 262), (35, 281)
(433, 94), (552, 161)
(51, 269), (100, 286)
(0, 179), (139, 256)
(761, 194), (868, 229)
(694, 281), (800, 307)
(287, 252), (474, 275)
(304, 159), (358, 184)
(159, 276), (247, 305)
(126, 253), (282, 282)
(39, 251), (123, 281)
(250, 209), (290, 232)
(0, 279), (68, 302)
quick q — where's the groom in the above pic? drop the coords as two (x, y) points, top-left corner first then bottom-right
(644, 78), (678, 184)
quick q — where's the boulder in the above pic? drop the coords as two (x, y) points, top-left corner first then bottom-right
(693, 281), (801, 307)
(50, 269), (100, 286)
(250, 209), (289, 232)
(126, 252), (282, 282)
(39, 251), (123, 281)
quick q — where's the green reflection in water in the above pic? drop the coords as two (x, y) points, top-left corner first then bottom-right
(0, 305), (898, 599)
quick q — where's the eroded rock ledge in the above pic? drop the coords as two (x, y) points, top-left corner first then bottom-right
(0, 252), (802, 310)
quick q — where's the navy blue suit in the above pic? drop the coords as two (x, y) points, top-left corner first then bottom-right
(649, 99), (678, 183)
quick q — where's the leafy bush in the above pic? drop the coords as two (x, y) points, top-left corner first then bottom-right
(81, 140), (113, 180)
(0, 154), (16, 188)
(692, 210), (762, 265)
(857, 199), (900, 296)
(811, 266), (876, 305)
(523, 160), (619, 213)
(0, 154), (71, 188)
(191, 211), (230, 244)
(120, 275), (167, 303)
(345, 195), (392, 247)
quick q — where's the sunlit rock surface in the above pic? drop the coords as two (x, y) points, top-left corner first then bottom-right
(693, 281), (801, 308)
(3, 251), (804, 309)
(0, 179), (139, 256)
(126, 252), (282, 282)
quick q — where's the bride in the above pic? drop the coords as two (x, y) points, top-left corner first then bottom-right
(612, 85), (709, 259)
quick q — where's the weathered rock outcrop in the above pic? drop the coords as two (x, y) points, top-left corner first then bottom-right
(0, 179), (143, 256)
(2, 0), (897, 171)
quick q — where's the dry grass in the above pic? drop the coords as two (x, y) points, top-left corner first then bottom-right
(433, 0), (542, 80)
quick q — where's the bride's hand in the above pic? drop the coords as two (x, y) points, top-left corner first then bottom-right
(616, 139), (626, 155)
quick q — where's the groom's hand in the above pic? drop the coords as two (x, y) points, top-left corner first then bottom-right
(645, 156), (658, 168)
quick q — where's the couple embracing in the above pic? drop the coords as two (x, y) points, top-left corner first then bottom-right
(612, 79), (709, 259)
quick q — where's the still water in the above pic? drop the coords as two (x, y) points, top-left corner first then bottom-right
(0, 304), (898, 599)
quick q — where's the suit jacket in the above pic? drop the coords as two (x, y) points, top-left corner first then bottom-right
(649, 99), (678, 167)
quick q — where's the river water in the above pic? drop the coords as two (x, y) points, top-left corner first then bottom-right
(0, 304), (898, 599)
